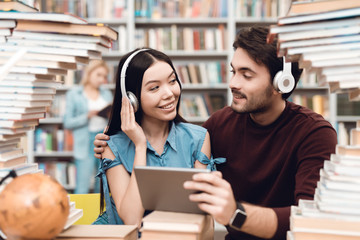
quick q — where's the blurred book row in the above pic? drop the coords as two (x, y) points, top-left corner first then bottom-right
(39, 0), (291, 20)
(134, 24), (227, 52)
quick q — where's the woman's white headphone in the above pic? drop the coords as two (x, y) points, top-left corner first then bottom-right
(120, 49), (149, 112)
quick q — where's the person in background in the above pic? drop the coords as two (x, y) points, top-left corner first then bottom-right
(92, 48), (224, 227)
(63, 60), (113, 194)
(94, 26), (337, 240)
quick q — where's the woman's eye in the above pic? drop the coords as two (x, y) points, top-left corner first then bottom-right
(170, 79), (177, 83)
(243, 74), (251, 79)
(150, 86), (159, 91)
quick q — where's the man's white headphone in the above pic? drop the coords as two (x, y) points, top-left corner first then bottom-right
(273, 56), (295, 94)
(120, 49), (149, 112)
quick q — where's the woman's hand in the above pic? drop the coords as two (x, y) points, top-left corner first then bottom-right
(121, 97), (147, 148)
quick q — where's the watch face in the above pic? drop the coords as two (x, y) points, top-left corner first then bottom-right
(230, 208), (247, 230)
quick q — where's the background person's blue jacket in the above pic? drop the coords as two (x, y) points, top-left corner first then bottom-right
(63, 85), (113, 160)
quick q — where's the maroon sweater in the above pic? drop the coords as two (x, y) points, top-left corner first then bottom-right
(203, 101), (337, 240)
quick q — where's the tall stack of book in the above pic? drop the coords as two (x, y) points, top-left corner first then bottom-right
(0, 1), (118, 237)
(268, 1), (360, 239)
(141, 211), (213, 240)
(268, 0), (360, 101)
(287, 121), (360, 240)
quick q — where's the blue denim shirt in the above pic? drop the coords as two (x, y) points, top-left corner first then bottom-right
(95, 121), (226, 224)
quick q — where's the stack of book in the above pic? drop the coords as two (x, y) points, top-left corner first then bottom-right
(268, 0), (360, 100)
(287, 121), (360, 240)
(0, 1), (118, 237)
(141, 211), (213, 240)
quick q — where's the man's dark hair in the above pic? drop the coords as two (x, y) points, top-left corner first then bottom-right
(233, 26), (303, 100)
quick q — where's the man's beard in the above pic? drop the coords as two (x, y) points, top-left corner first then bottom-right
(231, 84), (274, 114)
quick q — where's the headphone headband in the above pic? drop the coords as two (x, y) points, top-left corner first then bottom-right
(120, 49), (149, 99)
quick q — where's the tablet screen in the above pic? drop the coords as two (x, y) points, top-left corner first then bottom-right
(134, 166), (210, 214)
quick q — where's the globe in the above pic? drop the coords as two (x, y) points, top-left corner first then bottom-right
(0, 173), (70, 240)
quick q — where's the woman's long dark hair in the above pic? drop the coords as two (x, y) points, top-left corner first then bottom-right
(99, 48), (186, 214)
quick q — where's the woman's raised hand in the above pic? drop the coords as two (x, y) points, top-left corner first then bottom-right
(121, 97), (147, 148)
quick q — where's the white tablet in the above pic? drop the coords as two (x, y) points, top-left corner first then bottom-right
(134, 166), (211, 214)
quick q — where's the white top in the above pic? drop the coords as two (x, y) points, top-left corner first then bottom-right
(86, 94), (109, 132)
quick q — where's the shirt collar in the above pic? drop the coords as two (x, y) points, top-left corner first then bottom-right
(145, 121), (178, 153)
(166, 121), (177, 152)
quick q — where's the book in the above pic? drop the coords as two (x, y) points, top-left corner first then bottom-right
(0, 51), (89, 64)
(12, 30), (112, 48)
(277, 25), (360, 43)
(0, 80), (62, 89)
(323, 160), (360, 177)
(141, 211), (213, 240)
(0, 11), (86, 24)
(15, 20), (118, 41)
(0, 148), (23, 159)
(336, 145), (360, 156)
(288, 230), (360, 240)
(0, 0), (38, 12)
(0, 106), (46, 114)
(290, 205), (360, 234)
(0, 119), (39, 128)
(269, 17), (360, 42)
(0, 126), (35, 134)
(97, 104), (112, 119)
(0, 93), (54, 101)
(316, 182), (360, 202)
(0, 112), (45, 120)
(350, 128), (360, 145)
(0, 86), (56, 95)
(7, 38), (109, 52)
(349, 89), (360, 101)
(142, 211), (208, 233)
(0, 162), (38, 178)
(1, 45), (102, 60)
(0, 58), (77, 70)
(278, 7), (360, 26)
(0, 132), (25, 141)
(286, 0), (360, 16)
(6, 65), (68, 76)
(0, 153), (27, 168)
(56, 225), (138, 240)
(63, 208), (83, 230)
(0, 19), (16, 28)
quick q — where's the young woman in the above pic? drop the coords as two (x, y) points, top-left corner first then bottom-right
(94, 48), (224, 227)
(63, 60), (112, 194)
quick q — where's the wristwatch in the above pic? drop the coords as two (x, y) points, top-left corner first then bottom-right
(228, 202), (247, 231)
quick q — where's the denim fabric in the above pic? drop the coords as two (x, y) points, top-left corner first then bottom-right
(95, 121), (226, 224)
(74, 131), (101, 194)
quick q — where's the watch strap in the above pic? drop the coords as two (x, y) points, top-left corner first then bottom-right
(228, 202), (247, 231)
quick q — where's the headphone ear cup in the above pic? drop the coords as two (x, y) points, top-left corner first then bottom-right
(273, 71), (295, 94)
(273, 70), (283, 92)
(127, 91), (139, 112)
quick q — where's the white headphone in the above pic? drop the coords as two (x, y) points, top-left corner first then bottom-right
(120, 48), (149, 112)
(273, 56), (295, 94)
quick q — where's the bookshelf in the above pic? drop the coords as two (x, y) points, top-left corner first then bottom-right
(25, 0), (349, 192)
